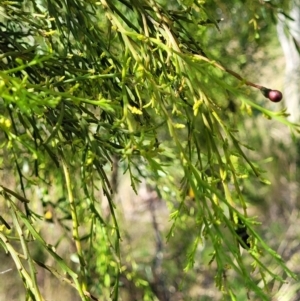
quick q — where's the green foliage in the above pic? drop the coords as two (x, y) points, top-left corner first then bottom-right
(0, 0), (299, 300)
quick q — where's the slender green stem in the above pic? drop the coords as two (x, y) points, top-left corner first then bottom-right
(8, 201), (43, 301)
(0, 185), (30, 203)
(61, 157), (88, 300)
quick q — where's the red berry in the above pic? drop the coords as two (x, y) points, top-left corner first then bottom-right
(260, 87), (282, 102)
(267, 90), (282, 102)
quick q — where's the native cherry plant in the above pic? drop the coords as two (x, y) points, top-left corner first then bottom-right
(0, 1), (298, 301)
